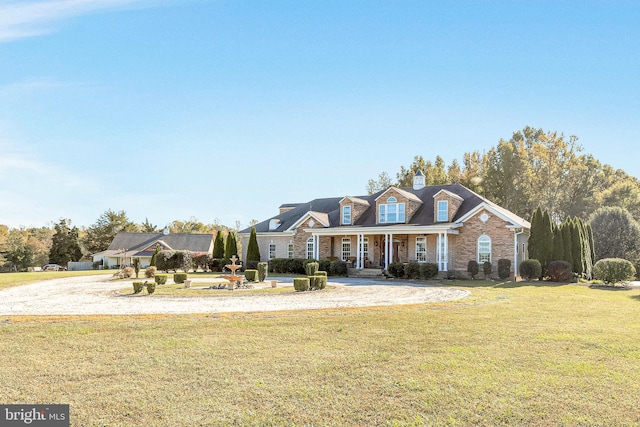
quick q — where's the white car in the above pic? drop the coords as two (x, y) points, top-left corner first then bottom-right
(42, 264), (66, 271)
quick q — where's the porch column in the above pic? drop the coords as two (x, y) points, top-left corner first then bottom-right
(313, 235), (320, 260)
(443, 232), (449, 271)
(355, 234), (362, 269)
(384, 233), (390, 270)
(437, 233), (443, 271)
(389, 233), (394, 268)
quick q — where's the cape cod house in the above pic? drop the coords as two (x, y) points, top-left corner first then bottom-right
(92, 231), (214, 269)
(239, 172), (531, 278)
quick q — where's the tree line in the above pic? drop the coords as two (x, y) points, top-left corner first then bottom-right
(0, 210), (257, 272)
(367, 126), (640, 224)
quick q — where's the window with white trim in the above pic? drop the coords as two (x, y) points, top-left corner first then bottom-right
(269, 243), (276, 260)
(342, 237), (351, 261)
(362, 237), (369, 257)
(478, 235), (491, 263)
(342, 205), (351, 225)
(287, 242), (294, 259)
(307, 238), (314, 259)
(416, 236), (427, 262)
(379, 197), (405, 223)
(437, 200), (449, 222)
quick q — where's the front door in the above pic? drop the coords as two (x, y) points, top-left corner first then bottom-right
(380, 239), (401, 266)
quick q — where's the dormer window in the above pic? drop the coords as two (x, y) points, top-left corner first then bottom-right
(379, 197), (406, 223)
(437, 200), (449, 222)
(342, 205), (351, 225)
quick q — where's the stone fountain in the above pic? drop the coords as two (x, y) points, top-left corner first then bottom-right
(221, 255), (244, 290)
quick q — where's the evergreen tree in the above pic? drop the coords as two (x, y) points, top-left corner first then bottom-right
(562, 218), (574, 268)
(579, 219), (593, 280)
(213, 231), (225, 258)
(150, 244), (161, 267)
(540, 209), (554, 276)
(571, 219), (584, 277)
(245, 227), (261, 262)
(49, 219), (82, 265)
(552, 225), (564, 261)
(587, 223), (596, 264)
(224, 231), (238, 259)
(528, 207), (543, 262)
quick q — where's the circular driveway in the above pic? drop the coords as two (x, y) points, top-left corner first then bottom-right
(0, 275), (469, 315)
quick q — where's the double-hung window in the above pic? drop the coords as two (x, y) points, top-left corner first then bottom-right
(379, 197), (405, 223)
(342, 205), (351, 225)
(437, 200), (449, 222)
(416, 237), (427, 262)
(307, 238), (314, 259)
(269, 243), (276, 260)
(342, 238), (351, 261)
(287, 242), (294, 258)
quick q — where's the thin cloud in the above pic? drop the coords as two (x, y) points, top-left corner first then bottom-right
(0, 0), (154, 42)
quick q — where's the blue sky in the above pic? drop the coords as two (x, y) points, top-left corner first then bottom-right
(1, 0), (639, 230)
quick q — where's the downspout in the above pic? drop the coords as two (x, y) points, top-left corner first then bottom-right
(513, 228), (525, 279)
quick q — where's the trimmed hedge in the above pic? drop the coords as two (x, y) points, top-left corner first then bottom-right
(293, 277), (310, 292)
(467, 260), (479, 279)
(145, 266), (157, 278)
(305, 262), (319, 277)
(329, 260), (348, 276)
(315, 271), (327, 277)
(156, 250), (194, 272)
(268, 258), (347, 276)
(132, 282), (144, 294)
(404, 261), (421, 279)
(548, 260), (573, 282)
(520, 259), (541, 281)
(258, 262), (268, 282)
(497, 259), (511, 280)
(483, 261), (492, 278)
(245, 270), (258, 282)
(154, 274), (168, 285)
(420, 263), (439, 279)
(146, 282), (156, 294)
(388, 262), (405, 278)
(173, 273), (188, 284)
(309, 275), (327, 290)
(593, 258), (636, 285)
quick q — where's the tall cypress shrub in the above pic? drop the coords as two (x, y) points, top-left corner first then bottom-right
(246, 227), (261, 262)
(562, 219), (573, 268)
(552, 225), (564, 262)
(528, 207), (542, 263)
(571, 219), (584, 277)
(225, 231), (238, 259)
(213, 232), (225, 259)
(540, 209), (554, 275)
(150, 245), (161, 267)
(579, 219), (593, 280)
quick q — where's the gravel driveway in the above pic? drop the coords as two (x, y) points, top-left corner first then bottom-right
(0, 275), (469, 315)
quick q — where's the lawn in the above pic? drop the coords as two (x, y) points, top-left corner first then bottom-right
(0, 270), (113, 290)
(1, 278), (640, 426)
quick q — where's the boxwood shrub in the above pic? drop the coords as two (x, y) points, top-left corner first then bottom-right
(548, 260), (572, 282)
(329, 260), (348, 276)
(293, 277), (310, 292)
(520, 259), (541, 281)
(257, 262), (268, 282)
(404, 261), (420, 279)
(497, 259), (511, 280)
(154, 274), (168, 285)
(420, 263), (439, 279)
(309, 275), (327, 290)
(388, 262), (405, 278)
(593, 258), (636, 285)
(132, 282), (144, 294)
(244, 270), (258, 282)
(173, 273), (188, 284)
(467, 260), (479, 279)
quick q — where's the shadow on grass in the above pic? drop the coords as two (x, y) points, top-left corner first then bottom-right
(589, 284), (635, 292)
(491, 280), (572, 289)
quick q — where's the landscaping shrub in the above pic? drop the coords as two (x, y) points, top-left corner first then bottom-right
(420, 263), (439, 279)
(467, 260), (479, 279)
(257, 262), (268, 282)
(156, 250), (194, 272)
(309, 275), (327, 290)
(146, 281), (156, 294)
(132, 282), (144, 294)
(404, 261), (421, 279)
(498, 259), (511, 280)
(483, 261), (492, 279)
(193, 254), (212, 272)
(173, 273), (188, 284)
(154, 274), (168, 285)
(145, 266), (157, 278)
(293, 277), (310, 292)
(548, 260), (573, 282)
(386, 261), (404, 278)
(593, 258), (636, 285)
(269, 258), (287, 273)
(329, 260), (348, 276)
(315, 270), (327, 277)
(122, 266), (134, 278)
(520, 259), (542, 281)
(245, 260), (259, 271)
(318, 259), (331, 273)
(305, 261), (319, 276)
(286, 258), (305, 274)
(132, 258), (141, 278)
(244, 270), (258, 282)
(208, 258), (225, 272)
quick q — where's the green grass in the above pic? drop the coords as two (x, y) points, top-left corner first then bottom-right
(2, 279), (640, 425)
(0, 270), (112, 290)
(120, 281), (299, 296)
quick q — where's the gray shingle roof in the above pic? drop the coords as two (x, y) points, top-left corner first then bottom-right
(240, 184), (528, 234)
(107, 232), (213, 253)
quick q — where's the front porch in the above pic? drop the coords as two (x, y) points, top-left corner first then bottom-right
(309, 227), (460, 273)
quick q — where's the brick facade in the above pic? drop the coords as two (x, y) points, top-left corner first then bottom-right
(433, 190), (464, 223)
